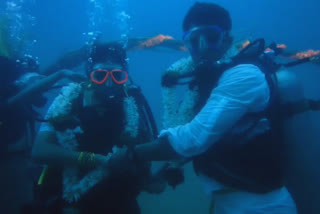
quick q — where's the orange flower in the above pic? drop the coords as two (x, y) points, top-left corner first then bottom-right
(241, 40), (251, 50)
(276, 44), (287, 49)
(139, 34), (174, 48)
(293, 49), (320, 59)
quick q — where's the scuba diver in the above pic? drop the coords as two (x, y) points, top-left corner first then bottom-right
(0, 14), (87, 214)
(107, 2), (320, 214)
(0, 55), (48, 214)
(0, 54), (84, 214)
(0, 54), (85, 159)
(30, 42), (172, 214)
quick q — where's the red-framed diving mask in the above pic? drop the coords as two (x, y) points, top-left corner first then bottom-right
(90, 69), (128, 85)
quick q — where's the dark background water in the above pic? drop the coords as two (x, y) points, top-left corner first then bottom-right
(28, 0), (320, 127)
(2, 0), (320, 213)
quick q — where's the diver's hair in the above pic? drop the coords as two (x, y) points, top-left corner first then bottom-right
(183, 2), (232, 32)
(87, 42), (128, 73)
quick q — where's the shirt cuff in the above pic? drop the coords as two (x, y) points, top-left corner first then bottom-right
(159, 126), (194, 158)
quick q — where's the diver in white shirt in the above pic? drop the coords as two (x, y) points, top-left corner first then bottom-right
(107, 2), (320, 214)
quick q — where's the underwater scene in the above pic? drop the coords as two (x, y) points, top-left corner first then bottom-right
(0, 0), (320, 213)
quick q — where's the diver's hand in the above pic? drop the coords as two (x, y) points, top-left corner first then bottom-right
(107, 146), (133, 174)
(144, 163), (170, 194)
(164, 163), (185, 189)
(60, 69), (86, 82)
(95, 153), (112, 168)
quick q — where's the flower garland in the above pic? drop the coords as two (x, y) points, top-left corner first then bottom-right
(162, 57), (200, 128)
(162, 48), (240, 128)
(46, 83), (140, 204)
(123, 96), (140, 139)
(46, 83), (82, 124)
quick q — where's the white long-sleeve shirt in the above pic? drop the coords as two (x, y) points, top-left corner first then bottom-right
(160, 64), (297, 214)
(160, 64), (270, 157)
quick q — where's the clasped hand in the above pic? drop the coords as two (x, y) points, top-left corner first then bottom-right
(95, 146), (133, 173)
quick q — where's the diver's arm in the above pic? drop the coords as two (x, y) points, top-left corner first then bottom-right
(109, 135), (187, 162)
(142, 163), (169, 194)
(42, 46), (87, 75)
(32, 131), (81, 167)
(127, 64), (270, 163)
(7, 69), (84, 107)
(133, 137), (182, 162)
(143, 160), (186, 193)
(32, 131), (109, 168)
(157, 64), (270, 158)
(7, 70), (65, 106)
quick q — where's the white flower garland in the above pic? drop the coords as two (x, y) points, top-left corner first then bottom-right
(123, 96), (140, 139)
(46, 83), (139, 204)
(162, 57), (199, 128)
(176, 88), (200, 124)
(161, 47), (240, 128)
(46, 83), (82, 123)
(166, 56), (195, 76)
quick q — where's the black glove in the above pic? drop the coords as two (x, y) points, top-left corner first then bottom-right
(164, 166), (185, 189)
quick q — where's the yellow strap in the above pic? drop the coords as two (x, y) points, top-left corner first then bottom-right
(37, 166), (48, 185)
(78, 152), (84, 163)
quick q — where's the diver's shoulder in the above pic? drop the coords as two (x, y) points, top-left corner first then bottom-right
(228, 63), (262, 71)
(223, 63), (265, 80)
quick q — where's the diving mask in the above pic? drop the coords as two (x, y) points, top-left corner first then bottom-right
(90, 69), (128, 85)
(183, 25), (225, 53)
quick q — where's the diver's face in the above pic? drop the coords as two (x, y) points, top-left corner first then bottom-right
(183, 25), (230, 65)
(90, 63), (127, 89)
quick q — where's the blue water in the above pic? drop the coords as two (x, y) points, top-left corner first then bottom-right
(29, 0), (320, 121)
(1, 0), (320, 213)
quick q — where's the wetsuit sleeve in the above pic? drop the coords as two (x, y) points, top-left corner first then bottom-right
(159, 64), (270, 157)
